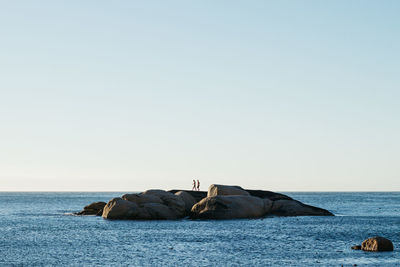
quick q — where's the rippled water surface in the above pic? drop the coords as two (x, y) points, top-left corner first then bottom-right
(0, 192), (399, 266)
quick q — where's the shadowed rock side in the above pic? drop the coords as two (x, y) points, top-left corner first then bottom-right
(77, 184), (334, 220)
(190, 195), (273, 219)
(175, 191), (196, 213)
(75, 201), (106, 216)
(142, 190), (186, 217)
(270, 199), (333, 216)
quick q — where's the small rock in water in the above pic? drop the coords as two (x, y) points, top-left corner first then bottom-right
(361, 236), (394, 252)
(351, 245), (361, 250)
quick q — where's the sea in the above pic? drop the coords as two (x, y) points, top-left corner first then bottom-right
(0, 192), (399, 266)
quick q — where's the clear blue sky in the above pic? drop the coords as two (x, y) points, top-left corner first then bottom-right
(1, 1), (399, 191)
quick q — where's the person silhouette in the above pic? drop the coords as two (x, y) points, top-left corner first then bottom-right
(192, 179), (196, 191)
(196, 179), (200, 191)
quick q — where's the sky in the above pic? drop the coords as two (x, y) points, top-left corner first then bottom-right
(0, 1), (399, 191)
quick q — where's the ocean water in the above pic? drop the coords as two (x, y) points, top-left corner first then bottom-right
(0, 192), (399, 266)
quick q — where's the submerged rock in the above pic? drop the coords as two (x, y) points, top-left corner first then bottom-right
(361, 236), (394, 252)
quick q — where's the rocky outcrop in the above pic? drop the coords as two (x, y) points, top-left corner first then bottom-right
(207, 184), (250, 197)
(75, 201), (106, 216)
(78, 184), (334, 220)
(190, 195), (273, 219)
(270, 200), (334, 216)
(361, 237), (394, 252)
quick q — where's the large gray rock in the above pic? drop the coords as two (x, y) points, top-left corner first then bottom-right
(207, 184), (250, 197)
(190, 195), (271, 219)
(76, 201), (106, 216)
(143, 190), (186, 217)
(270, 200), (334, 216)
(102, 198), (140, 219)
(175, 191), (196, 214)
(361, 236), (394, 252)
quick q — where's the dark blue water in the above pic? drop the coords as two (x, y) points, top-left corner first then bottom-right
(0, 192), (399, 266)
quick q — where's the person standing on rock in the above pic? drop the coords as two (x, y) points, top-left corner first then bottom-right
(192, 179), (196, 191)
(196, 179), (200, 191)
